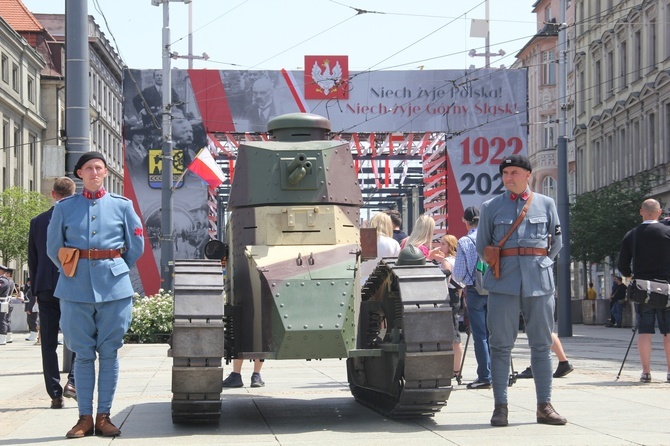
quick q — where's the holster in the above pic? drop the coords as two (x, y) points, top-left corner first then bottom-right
(483, 245), (501, 279)
(58, 247), (80, 278)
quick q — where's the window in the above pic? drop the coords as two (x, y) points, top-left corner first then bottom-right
(594, 60), (602, 103)
(12, 63), (19, 92)
(634, 30), (642, 80)
(13, 125), (20, 158)
(29, 133), (36, 165)
(619, 41), (627, 88)
(543, 115), (556, 149)
(648, 113), (656, 167)
(1, 54), (7, 83)
(595, 0), (601, 22)
(543, 176), (557, 201)
(605, 50), (614, 97)
(27, 76), (35, 103)
(544, 6), (552, 23)
(649, 19), (656, 70)
(542, 51), (555, 85)
(578, 68), (585, 115)
(632, 120), (640, 174)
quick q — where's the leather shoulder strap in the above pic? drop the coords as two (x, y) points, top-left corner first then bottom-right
(497, 191), (534, 248)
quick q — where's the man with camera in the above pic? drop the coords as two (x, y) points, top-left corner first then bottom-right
(477, 155), (566, 427)
(617, 199), (670, 383)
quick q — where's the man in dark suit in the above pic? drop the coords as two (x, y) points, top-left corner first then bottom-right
(28, 177), (77, 409)
(132, 70), (182, 128)
(243, 76), (278, 132)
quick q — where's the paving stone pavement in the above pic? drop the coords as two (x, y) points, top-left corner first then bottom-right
(1, 324), (669, 445)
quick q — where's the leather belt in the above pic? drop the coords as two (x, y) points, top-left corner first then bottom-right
(79, 249), (124, 260)
(500, 247), (548, 257)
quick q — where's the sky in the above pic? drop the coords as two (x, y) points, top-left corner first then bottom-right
(21, 0), (539, 72)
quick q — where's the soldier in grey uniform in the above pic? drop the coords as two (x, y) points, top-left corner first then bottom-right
(476, 155), (566, 427)
(0, 265), (16, 345)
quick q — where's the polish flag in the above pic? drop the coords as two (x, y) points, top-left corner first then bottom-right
(188, 148), (226, 189)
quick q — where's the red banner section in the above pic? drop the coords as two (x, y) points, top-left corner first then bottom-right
(188, 69), (235, 132)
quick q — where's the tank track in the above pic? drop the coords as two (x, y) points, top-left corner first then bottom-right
(347, 259), (454, 417)
(170, 259), (226, 424)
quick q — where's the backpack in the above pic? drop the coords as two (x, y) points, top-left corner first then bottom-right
(466, 235), (488, 296)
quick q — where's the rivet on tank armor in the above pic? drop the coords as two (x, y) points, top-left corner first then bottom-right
(344, 282), (349, 286)
(316, 282), (321, 286)
(303, 325), (308, 329)
(337, 313), (342, 318)
(301, 282), (305, 286)
(271, 283), (276, 287)
(340, 302), (344, 306)
(287, 325), (292, 329)
(284, 315), (288, 319)
(335, 324), (340, 328)
(342, 292), (347, 296)
(319, 324), (323, 328)
(331, 282), (335, 286)
(279, 303), (283, 307)
(285, 283), (290, 287)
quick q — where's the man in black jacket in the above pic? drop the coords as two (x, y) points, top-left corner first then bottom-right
(618, 199), (670, 383)
(28, 177), (77, 408)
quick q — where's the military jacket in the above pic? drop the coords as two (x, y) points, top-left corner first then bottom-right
(46, 191), (145, 303)
(476, 188), (562, 297)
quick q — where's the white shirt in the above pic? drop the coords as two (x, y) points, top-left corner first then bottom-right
(360, 235), (401, 285)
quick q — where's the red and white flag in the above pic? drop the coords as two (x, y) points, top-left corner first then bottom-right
(188, 148), (226, 189)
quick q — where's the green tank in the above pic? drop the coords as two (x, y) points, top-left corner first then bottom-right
(170, 113), (454, 423)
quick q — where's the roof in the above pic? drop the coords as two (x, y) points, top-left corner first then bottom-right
(0, 0), (44, 32)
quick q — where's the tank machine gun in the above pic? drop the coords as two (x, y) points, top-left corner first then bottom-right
(170, 113), (454, 422)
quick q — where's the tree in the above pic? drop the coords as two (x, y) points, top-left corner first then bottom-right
(570, 176), (653, 268)
(0, 187), (50, 266)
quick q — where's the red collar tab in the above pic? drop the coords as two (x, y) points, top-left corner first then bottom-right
(509, 190), (530, 201)
(82, 187), (106, 200)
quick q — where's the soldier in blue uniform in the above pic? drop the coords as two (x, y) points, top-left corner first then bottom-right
(46, 152), (144, 438)
(476, 155), (566, 427)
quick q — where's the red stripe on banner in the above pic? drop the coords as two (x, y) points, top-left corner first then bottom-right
(123, 151), (161, 295)
(281, 68), (307, 113)
(446, 152), (466, 238)
(188, 69), (235, 132)
(369, 133), (380, 188)
(352, 133), (362, 174)
(207, 132), (231, 156)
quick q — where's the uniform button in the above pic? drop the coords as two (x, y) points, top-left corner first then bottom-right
(92, 231), (97, 235)
(92, 201), (97, 206)
(91, 216), (97, 220)
(92, 262), (96, 266)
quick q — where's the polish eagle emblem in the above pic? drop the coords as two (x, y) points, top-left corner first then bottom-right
(311, 59), (343, 96)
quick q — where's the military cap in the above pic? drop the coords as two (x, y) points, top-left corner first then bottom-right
(74, 151), (107, 179)
(499, 154), (532, 175)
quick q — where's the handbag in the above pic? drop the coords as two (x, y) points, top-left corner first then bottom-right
(483, 192), (534, 279)
(58, 247), (80, 278)
(626, 279), (670, 309)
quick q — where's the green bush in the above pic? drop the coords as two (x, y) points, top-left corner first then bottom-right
(125, 290), (174, 343)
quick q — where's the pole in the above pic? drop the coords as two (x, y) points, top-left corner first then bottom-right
(160, 1), (174, 291)
(484, 0), (490, 68)
(64, 0), (89, 179)
(557, 0), (572, 336)
(188, 2), (193, 69)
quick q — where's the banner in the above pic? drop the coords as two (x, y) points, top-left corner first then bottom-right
(123, 65), (527, 292)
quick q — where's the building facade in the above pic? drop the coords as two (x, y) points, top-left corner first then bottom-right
(34, 13), (125, 195)
(573, 0), (670, 206)
(0, 15), (46, 195)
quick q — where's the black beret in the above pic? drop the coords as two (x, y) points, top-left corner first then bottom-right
(499, 154), (532, 175)
(74, 152), (107, 179)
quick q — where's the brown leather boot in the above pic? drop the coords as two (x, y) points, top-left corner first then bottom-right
(65, 415), (94, 438)
(95, 413), (121, 437)
(490, 404), (508, 427)
(536, 402), (567, 425)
